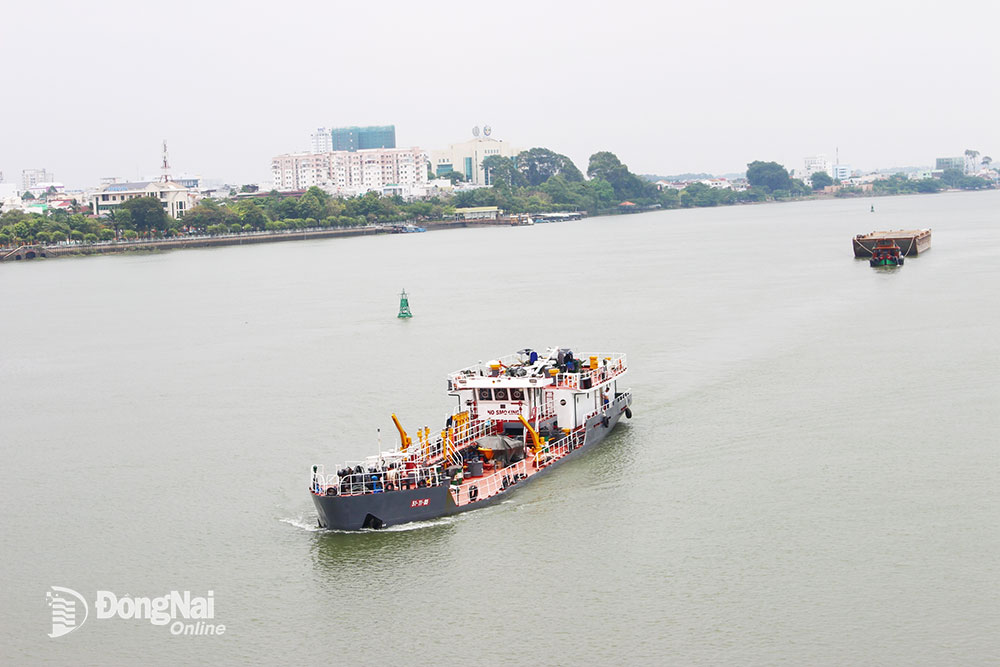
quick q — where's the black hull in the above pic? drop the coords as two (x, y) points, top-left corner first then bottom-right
(312, 394), (632, 530)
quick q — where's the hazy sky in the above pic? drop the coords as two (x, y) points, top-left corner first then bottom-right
(3, 0), (997, 188)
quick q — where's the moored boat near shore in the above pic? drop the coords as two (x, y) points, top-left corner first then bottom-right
(310, 347), (633, 530)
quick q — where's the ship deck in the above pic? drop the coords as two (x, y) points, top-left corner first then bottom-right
(449, 427), (586, 507)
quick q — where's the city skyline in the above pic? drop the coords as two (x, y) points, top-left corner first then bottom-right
(2, 0), (997, 188)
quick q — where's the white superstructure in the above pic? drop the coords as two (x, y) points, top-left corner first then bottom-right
(447, 348), (628, 431)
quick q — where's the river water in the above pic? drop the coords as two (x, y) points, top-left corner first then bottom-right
(2, 191), (998, 665)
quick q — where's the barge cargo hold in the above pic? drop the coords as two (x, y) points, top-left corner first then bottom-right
(853, 229), (931, 258)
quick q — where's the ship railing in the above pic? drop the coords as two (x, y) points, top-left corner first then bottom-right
(310, 464), (448, 497)
(554, 354), (627, 390)
(527, 397), (555, 422)
(450, 417), (496, 450)
(452, 457), (533, 506)
(451, 429), (587, 506)
(578, 390), (631, 424)
(533, 429), (586, 469)
(406, 417), (496, 468)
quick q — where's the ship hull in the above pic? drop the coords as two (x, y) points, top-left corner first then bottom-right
(312, 393), (632, 530)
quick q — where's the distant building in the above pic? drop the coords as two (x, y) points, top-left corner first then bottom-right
(330, 125), (396, 152)
(22, 168), (53, 190)
(90, 181), (201, 219)
(172, 176), (201, 189)
(803, 155), (831, 179)
(310, 128), (333, 153)
(270, 147), (427, 195)
(935, 157), (963, 171)
(699, 178), (732, 190)
(831, 164), (851, 181)
(0, 183), (20, 210)
(27, 181), (65, 198)
(430, 134), (520, 186)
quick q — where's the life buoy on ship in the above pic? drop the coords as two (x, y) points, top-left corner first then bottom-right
(325, 487), (337, 497)
(469, 485), (479, 501)
(625, 407), (632, 419)
(502, 476), (510, 490)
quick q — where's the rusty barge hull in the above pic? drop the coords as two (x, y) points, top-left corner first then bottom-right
(853, 229), (931, 258)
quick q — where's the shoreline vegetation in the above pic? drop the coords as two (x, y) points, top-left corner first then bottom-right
(1, 150), (995, 261)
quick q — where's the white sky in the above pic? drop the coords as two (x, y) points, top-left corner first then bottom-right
(2, 0), (997, 187)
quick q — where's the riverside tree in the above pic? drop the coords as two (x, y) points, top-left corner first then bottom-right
(746, 161), (793, 192)
(517, 148), (584, 186)
(120, 196), (168, 233)
(811, 172), (833, 190)
(482, 155), (525, 189)
(586, 151), (650, 201)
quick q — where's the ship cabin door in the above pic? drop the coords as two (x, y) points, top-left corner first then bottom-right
(553, 391), (576, 430)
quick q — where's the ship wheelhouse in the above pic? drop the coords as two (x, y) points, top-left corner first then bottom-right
(447, 347), (628, 432)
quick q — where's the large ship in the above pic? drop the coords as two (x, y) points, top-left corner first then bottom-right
(310, 347), (633, 530)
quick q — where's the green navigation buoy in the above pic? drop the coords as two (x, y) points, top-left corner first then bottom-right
(397, 288), (413, 318)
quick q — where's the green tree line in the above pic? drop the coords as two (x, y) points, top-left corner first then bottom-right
(4, 151), (994, 248)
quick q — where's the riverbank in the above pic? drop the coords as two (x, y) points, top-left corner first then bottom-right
(0, 217), (519, 262)
(0, 187), (989, 264)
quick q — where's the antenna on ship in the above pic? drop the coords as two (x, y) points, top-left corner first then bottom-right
(397, 288), (412, 318)
(161, 140), (171, 183)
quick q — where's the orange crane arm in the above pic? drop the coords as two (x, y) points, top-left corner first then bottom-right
(391, 414), (412, 452)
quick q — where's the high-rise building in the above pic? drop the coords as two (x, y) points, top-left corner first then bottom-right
(271, 146), (427, 195)
(330, 125), (396, 152)
(803, 155), (831, 179)
(935, 157), (963, 171)
(310, 128), (333, 153)
(831, 164), (851, 181)
(22, 168), (53, 190)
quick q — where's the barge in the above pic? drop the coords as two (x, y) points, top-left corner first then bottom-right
(309, 347), (633, 530)
(853, 229), (931, 258)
